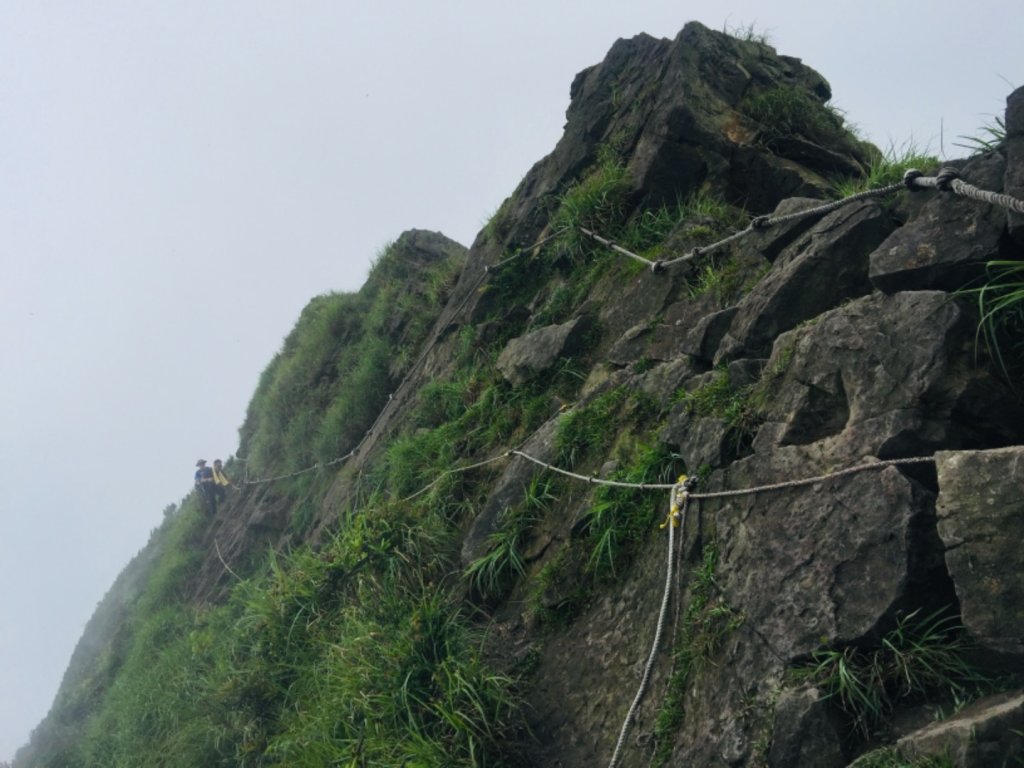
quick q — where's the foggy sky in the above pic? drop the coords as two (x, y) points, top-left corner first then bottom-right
(1, 1), (1020, 760)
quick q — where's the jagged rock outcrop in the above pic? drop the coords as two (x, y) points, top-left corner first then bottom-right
(18, 23), (1024, 768)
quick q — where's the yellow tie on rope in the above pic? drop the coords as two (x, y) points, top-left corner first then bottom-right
(660, 474), (689, 529)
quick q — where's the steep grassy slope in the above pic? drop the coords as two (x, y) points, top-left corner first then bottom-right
(16, 22), (1024, 768)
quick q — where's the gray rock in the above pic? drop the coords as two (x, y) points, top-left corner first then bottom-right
(715, 460), (935, 658)
(869, 153), (1006, 293)
(496, 315), (594, 386)
(767, 688), (845, 768)
(936, 447), (1024, 657)
(680, 307), (738, 362)
(607, 323), (651, 366)
(756, 291), (1024, 459)
(660, 410), (735, 471)
(715, 200), (894, 363)
(631, 356), (699, 407)
(897, 691), (1024, 768)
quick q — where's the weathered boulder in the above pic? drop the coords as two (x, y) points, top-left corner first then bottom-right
(647, 291), (726, 362)
(755, 291), (1024, 460)
(661, 411), (735, 471)
(593, 266), (675, 358)
(607, 322), (652, 366)
(897, 691), (1024, 767)
(680, 306), (738, 361)
(496, 315), (594, 386)
(767, 688), (846, 768)
(632, 356), (700, 407)
(715, 200), (895, 363)
(935, 447), (1024, 658)
(869, 152), (1006, 293)
(714, 460), (937, 658)
(492, 21), (867, 261)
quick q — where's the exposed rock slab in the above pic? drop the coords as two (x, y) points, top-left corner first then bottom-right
(715, 200), (894, 363)
(869, 153), (1006, 293)
(756, 291), (1024, 460)
(935, 447), (1024, 658)
(714, 460), (935, 658)
(767, 688), (845, 768)
(496, 315), (593, 386)
(897, 691), (1024, 767)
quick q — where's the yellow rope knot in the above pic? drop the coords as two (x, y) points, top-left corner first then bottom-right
(660, 475), (689, 529)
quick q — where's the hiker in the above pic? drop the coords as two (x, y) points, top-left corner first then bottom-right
(194, 459), (217, 514)
(212, 459), (234, 505)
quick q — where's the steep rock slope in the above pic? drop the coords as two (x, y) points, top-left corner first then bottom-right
(17, 21), (1024, 768)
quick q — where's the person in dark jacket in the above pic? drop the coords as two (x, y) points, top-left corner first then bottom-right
(194, 459), (217, 514)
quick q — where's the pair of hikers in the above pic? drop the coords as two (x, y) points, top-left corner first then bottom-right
(194, 458), (233, 514)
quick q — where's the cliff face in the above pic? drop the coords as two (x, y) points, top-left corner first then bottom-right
(18, 21), (1024, 768)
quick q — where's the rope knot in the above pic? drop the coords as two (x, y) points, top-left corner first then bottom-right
(935, 166), (960, 191)
(751, 215), (772, 229)
(661, 475), (693, 529)
(902, 169), (924, 189)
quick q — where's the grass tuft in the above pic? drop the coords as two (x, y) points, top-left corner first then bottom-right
(833, 140), (939, 197)
(794, 607), (985, 738)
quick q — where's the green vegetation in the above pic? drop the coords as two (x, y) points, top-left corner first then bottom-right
(833, 140), (940, 197)
(722, 21), (772, 46)
(577, 441), (682, 578)
(53, 478), (525, 767)
(960, 259), (1024, 382)
(794, 608), (984, 737)
(954, 115), (1006, 156)
(674, 367), (762, 451)
(651, 544), (744, 766)
(741, 86), (865, 160)
(687, 255), (770, 304)
(554, 387), (630, 469)
(464, 477), (557, 601)
(239, 238), (464, 479)
(550, 147), (633, 260)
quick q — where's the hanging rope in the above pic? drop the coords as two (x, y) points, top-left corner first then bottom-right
(506, 448), (933, 500)
(608, 477), (693, 768)
(581, 169), (1024, 273)
(230, 159), (1024, 488)
(905, 167), (1024, 214)
(399, 452), (510, 502)
(689, 455), (934, 500)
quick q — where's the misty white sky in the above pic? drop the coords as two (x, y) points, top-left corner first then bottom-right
(1, 1), (1020, 760)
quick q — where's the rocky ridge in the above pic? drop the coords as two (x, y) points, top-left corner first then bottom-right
(18, 21), (1024, 768)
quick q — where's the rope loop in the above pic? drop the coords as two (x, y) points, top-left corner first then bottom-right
(935, 166), (960, 191)
(650, 260), (665, 274)
(902, 168), (924, 188)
